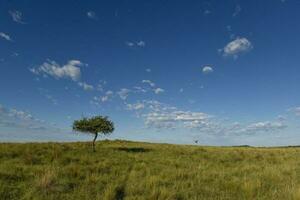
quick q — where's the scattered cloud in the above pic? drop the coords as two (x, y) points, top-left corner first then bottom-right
(126, 41), (146, 48)
(9, 10), (25, 24)
(96, 80), (107, 91)
(126, 102), (145, 111)
(126, 42), (135, 47)
(137, 41), (146, 47)
(117, 88), (131, 100)
(142, 80), (155, 87)
(232, 5), (241, 17)
(0, 104), (51, 131)
(133, 86), (147, 93)
(202, 66), (214, 74)
(93, 90), (114, 103)
(234, 121), (287, 135)
(154, 88), (164, 94)
(0, 32), (12, 41)
(124, 100), (288, 137)
(87, 11), (98, 20)
(38, 88), (58, 105)
(289, 107), (300, 116)
(140, 101), (213, 130)
(78, 82), (94, 91)
(30, 60), (83, 81)
(221, 37), (253, 57)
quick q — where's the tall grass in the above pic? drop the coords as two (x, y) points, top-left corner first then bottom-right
(0, 140), (300, 199)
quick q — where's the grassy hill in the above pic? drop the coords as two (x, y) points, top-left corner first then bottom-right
(1, 140), (300, 200)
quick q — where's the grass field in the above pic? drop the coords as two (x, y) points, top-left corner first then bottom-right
(1, 140), (300, 200)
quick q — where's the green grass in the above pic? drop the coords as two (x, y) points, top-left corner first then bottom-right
(1, 140), (300, 200)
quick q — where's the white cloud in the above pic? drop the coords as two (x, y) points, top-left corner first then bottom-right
(222, 37), (253, 57)
(0, 32), (12, 41)
(87, 11), (98, 20)
(30, 60), (83, 81)
(126, 102), (145, 111)
(0, 104), (51, 130)
(202, 66), (213, 74)
(125, 100), (288, 137)
(78, 82), (94, 91)
(133, 86), (147, 93)
(101, 90), (114, 102)
(146, 68), (151, 73)
(142, 80), (155, 87)
(154, 88), (164, 94)
(126, 42), (135, 47)
(9, 10), (25, 24)
(234, 121), (287, 135)
(126, 41), (146, 48)
(117, 88), (131, 100)
(141, 101), (212, 130)
(232, 5), (241, 17)
(289, 107), (300, 116)
(137, 41), (146, 47)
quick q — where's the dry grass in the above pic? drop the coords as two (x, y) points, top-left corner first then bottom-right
(0, 140), (300, 199)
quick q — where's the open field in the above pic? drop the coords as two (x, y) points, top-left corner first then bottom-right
(1, 140), (300, 200)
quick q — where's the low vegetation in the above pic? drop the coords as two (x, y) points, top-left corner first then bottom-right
(1, 140), (300, 200)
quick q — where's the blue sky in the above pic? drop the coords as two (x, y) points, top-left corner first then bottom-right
(1, 0), (300, 146)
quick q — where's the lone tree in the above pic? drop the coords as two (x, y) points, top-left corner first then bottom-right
(73, 116), (114, 152)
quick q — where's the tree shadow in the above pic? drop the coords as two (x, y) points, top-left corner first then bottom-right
(116, 147), (151, 153)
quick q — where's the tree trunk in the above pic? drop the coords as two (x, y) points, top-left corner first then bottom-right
(92, 132), (98, 152)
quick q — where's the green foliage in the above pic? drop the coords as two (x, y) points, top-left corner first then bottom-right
(1, 141), (300, 199)
(73, 116), (114, 135)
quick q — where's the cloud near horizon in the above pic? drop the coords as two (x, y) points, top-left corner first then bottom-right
(0, 104), (52, 131)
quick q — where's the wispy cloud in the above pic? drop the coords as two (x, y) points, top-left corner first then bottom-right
(92, 90), (114, 104)
(125, 100), (288, 136)
(154, 88), (164, 94)
(233, 121), (287, 135)
(136, 41), (146, 47)
(78, 82), (94, 91)
(142, 80), (155, 87)
(126, 40), (146, 48)
(232, 5), (241, 17)
(126, 102), (145, 111)
(117, 88), (131, 100)
(87, 11), (98, 20)
(289, 107), (300, 116)
(9, 10), (26, 24)
(0, 104), (52, 131)
(221, 37), (253, 58)
(38, 88), (58, 105)
(139, 101), (213, 130)
(0, 32), (12, 41)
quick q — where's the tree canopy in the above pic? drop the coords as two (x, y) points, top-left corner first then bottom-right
(73, 116), (114, 151)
